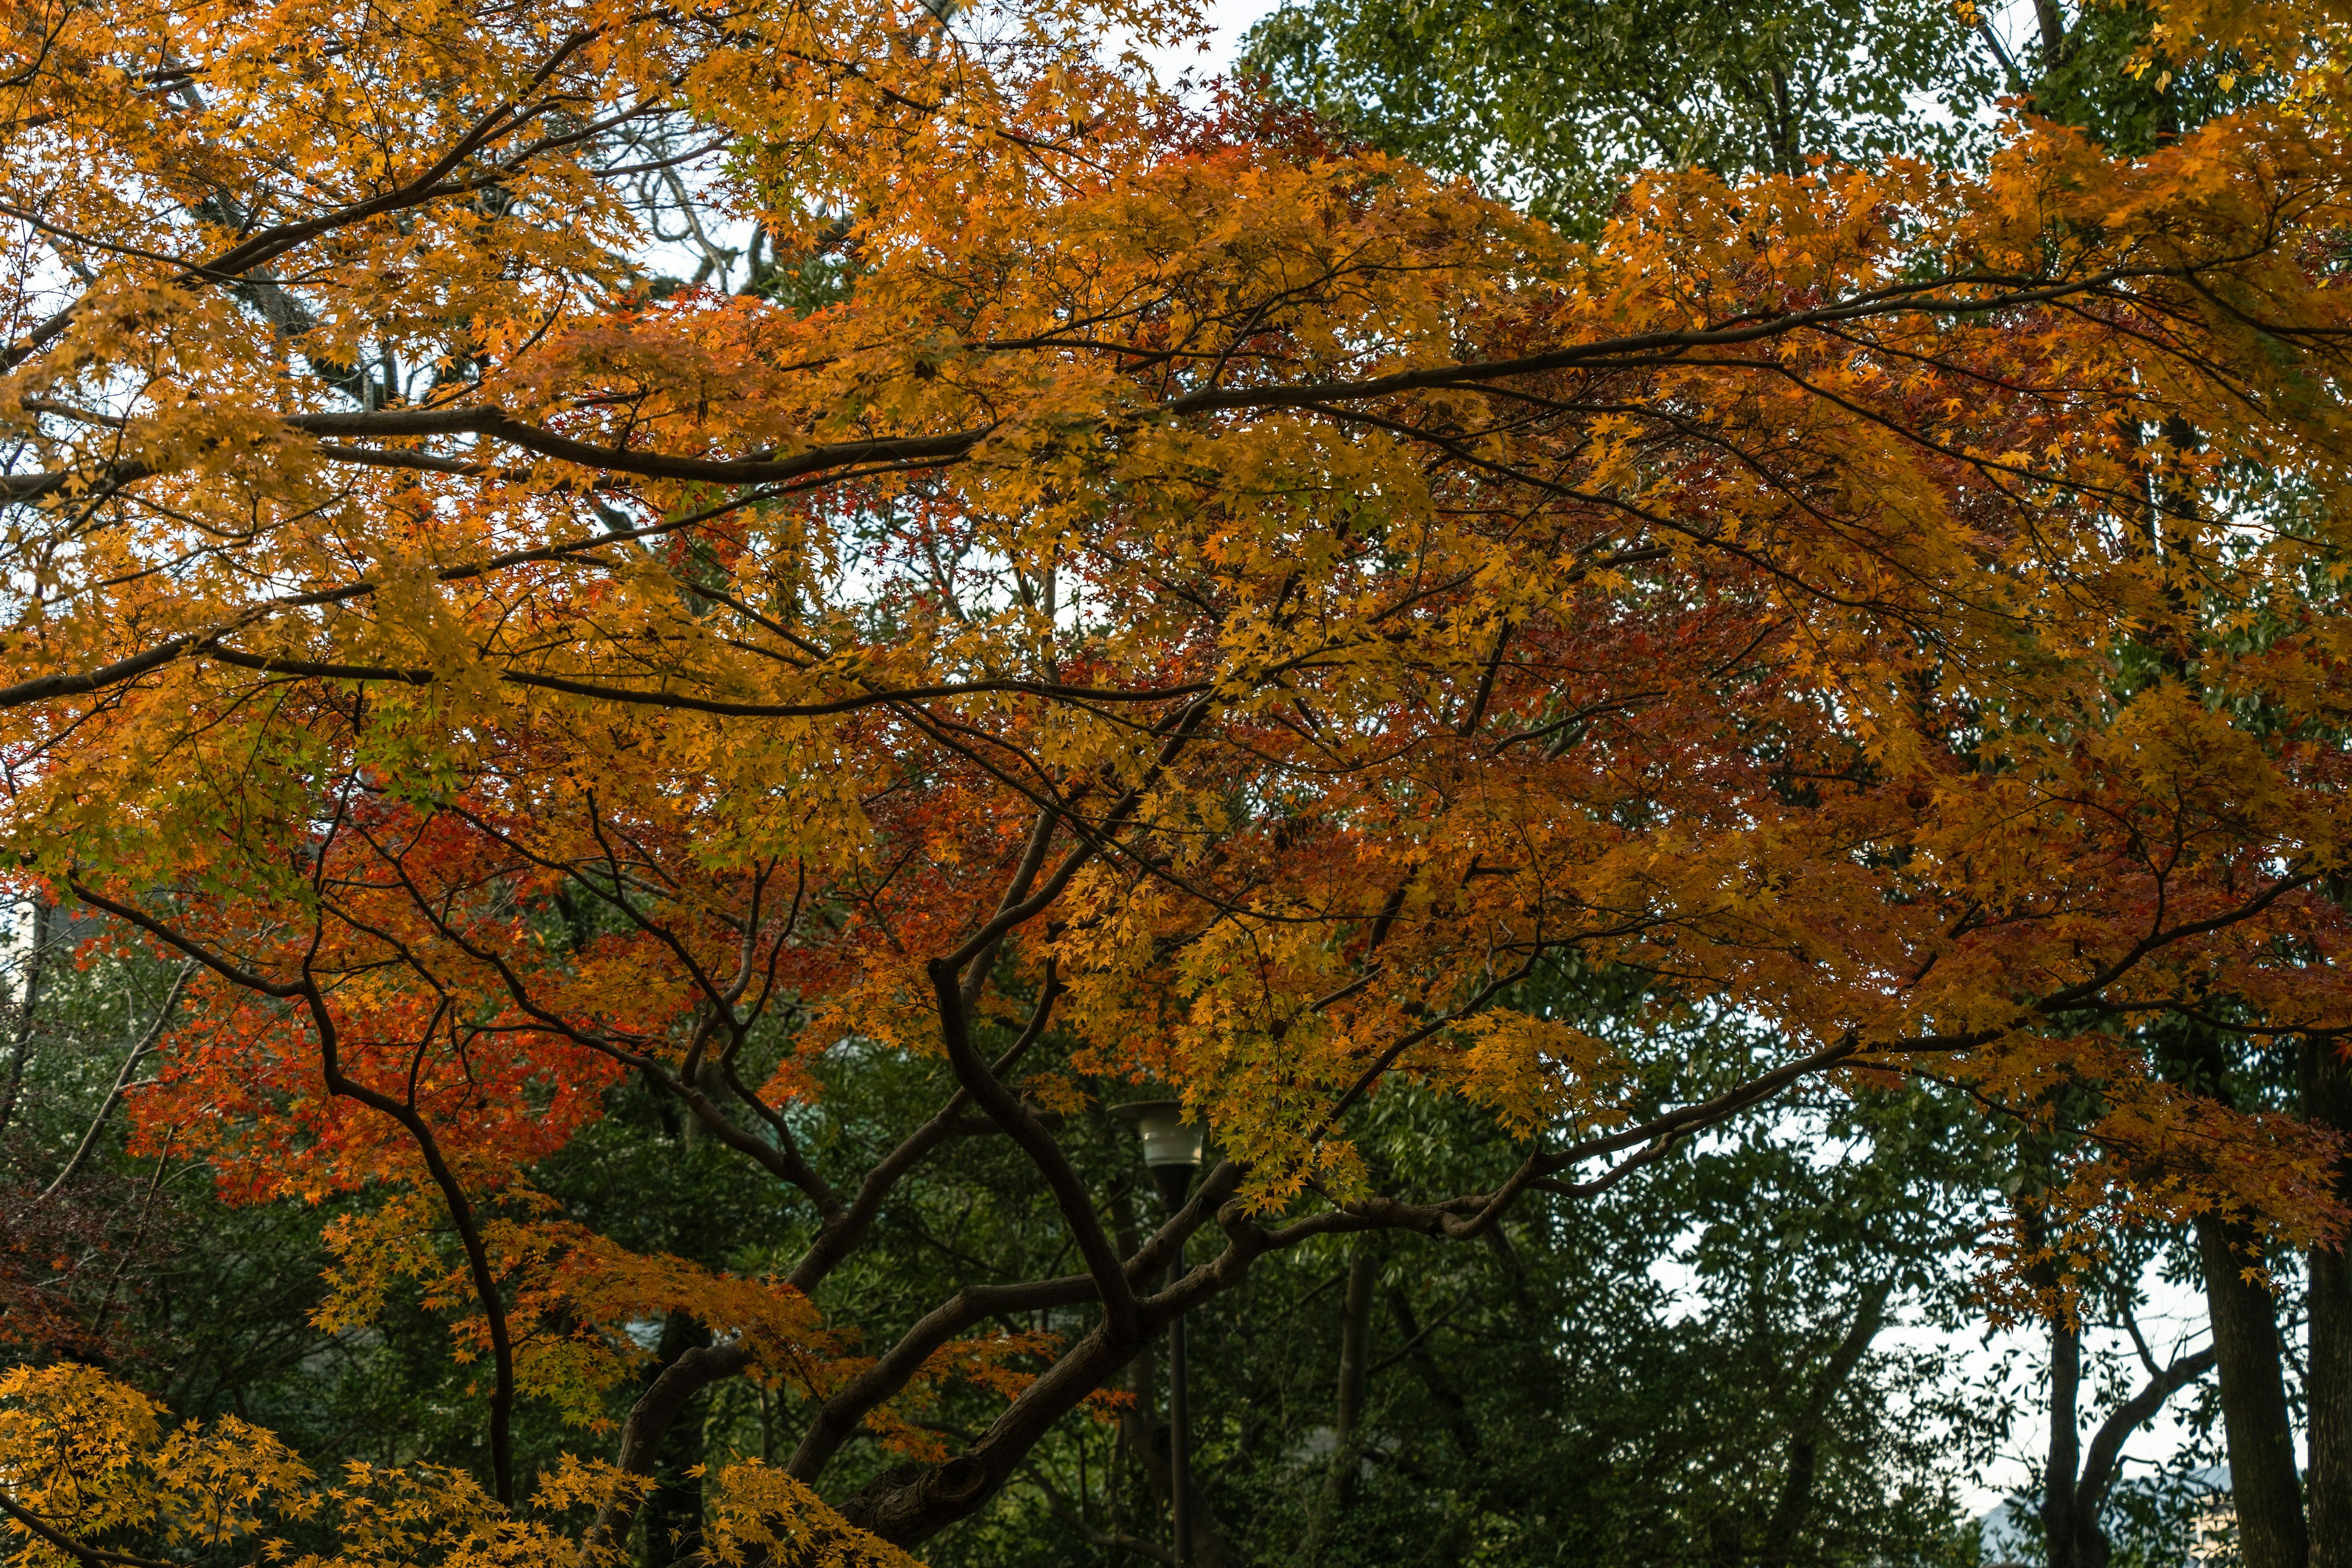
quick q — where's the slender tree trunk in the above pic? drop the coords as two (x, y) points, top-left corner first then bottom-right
(2307, 1036), (2352, 1568)
(2034, 1273), (2218, 1568)
(0, 898), (50, 1139)
(1118, 1340), (1164, 1516)
(2042, 1311), (2085, 1568)
(2197, 1208), (2309, 1568)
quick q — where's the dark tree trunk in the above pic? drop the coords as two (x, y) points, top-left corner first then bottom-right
(640, 1314), (712, 1568)
(2043, 1312), (2086, 1568)
(2307, 1036), (2352, 1568)
(2163, 1027), (2307, 1568)
(2197, 1208), (2309, 1568)
(1332, 1246), (1377, 1507)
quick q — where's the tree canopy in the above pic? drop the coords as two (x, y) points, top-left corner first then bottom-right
(4, 0), (2352, 1561)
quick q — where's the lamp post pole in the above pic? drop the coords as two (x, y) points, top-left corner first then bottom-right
(1155, 1159), (1194, 1568)
(1112, 1100), (1205, 1568)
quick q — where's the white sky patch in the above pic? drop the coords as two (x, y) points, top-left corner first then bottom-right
(1125, 0), (1283, 89)
(1912, 1270), (2220, 1519)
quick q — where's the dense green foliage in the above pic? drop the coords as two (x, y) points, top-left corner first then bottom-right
(1237, 0), (1996, 230)
(1232, 0), (2267, 232)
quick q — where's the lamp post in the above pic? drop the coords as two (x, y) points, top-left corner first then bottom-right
(1110, 1099), (1204, 1567)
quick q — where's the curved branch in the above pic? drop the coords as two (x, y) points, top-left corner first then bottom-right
(2076, 1346), (2218, 1521)
(786, 1274), (1096, 1482)
(925, 965), (1136, 1344)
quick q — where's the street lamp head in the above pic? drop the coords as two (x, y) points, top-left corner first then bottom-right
(1109, 1098), (1205, 1170)
(1110, 1098), (1205, 1215)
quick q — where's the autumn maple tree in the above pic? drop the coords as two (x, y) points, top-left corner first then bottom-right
(4, 0), (2352, 1557)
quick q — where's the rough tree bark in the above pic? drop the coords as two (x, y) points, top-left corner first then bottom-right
(2307, 1034), (2352, 1568)
(2047, 1314), (2086, 1568)
(2196, 1210), (2307, 1568)
(2154, 1026), (2307, 1568)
